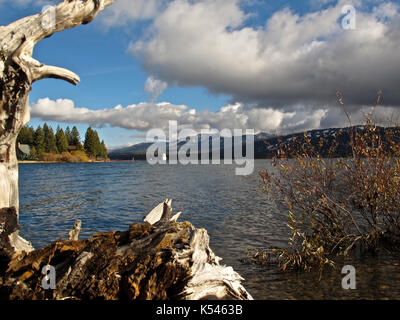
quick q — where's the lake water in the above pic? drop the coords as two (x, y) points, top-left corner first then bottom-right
(18, 160), (400, 299)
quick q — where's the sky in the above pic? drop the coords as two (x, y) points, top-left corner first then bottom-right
(1, 0), (400, 147)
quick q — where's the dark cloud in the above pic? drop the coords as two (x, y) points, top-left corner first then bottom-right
(130, 0), (400, 108)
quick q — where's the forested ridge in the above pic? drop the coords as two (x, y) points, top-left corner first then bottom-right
(17, 125), (108, 162)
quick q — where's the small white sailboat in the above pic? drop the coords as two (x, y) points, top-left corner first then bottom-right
(162, 153), (167, 161)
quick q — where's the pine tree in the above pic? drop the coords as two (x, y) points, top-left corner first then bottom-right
(17, 126), (27, 145)
(84, 127), (96, 157)
(48, 127), (58, 153)
(43, 123), (50, 152)
(100, 140), (108, 158)
(93, 129), (102, 157)
(28, 126), (35, 144)
(56, 126), (69, 153)
(17, 126), (34, 145)
(71, 126), (83, 150)
(65, 126), (72, 145)
(43, 124), (58, 153)
(30, 146), (38, 159)
(34, 125), (45, 154)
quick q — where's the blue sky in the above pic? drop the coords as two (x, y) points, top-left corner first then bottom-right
(1, 0), (400, 147)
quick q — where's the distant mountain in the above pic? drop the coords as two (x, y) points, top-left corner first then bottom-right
(259, 126), (400, 158)
(108, 132), (272, 160)
(254, 132), (275, 141)
(108, 127), (400, 160)
(108, 140), (188, 160)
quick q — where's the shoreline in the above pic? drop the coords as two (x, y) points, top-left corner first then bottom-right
(18, 160), (111, 164)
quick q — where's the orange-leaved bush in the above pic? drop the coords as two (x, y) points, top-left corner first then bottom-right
(258, 91), (400, 272)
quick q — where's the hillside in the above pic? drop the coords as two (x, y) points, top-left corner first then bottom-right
(108, 126), (400, 161)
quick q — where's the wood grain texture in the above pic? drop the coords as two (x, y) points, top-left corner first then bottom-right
(0, 0), (114, 255)
(0, 201), (252, 300)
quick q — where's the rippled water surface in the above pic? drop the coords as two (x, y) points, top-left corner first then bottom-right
(18, 161), (400, 299)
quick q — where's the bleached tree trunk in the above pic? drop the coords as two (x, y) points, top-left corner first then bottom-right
(0, 0), (114, 255)
(1, 200), (253, 300)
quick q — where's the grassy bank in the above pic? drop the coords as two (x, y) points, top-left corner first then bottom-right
(20, 151), (109, 163)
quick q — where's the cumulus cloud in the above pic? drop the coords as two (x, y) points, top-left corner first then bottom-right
(144, 77), (168, 102)
(30, 97), (399, 135)
(29, 98), (309, 133)
(130, 0), (400, 109)
(14, 0), (400, 136)
(99, 0), (166, 27)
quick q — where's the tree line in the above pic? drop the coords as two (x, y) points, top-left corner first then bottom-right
(17, 124), (108, 159)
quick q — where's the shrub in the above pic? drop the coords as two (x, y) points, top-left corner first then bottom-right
(38, 152), (62, 162)
(37, 151), (91, 163)
(71, 150), (91, 163)
(258, 91), (400, 272)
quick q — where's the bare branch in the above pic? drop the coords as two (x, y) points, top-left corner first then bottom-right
(0, 0), (114, 256)
(3, 0), (114, 86)
(33, 65), (81, 85)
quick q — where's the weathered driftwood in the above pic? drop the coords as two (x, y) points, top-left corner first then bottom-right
(0, 0), (113, 255)
(0, 201), (252, 300)
(68, 220), (81, 241)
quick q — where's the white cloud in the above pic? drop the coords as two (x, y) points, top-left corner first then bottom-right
(11, 0), (400, 136)
(144, 77), (168, 102)
(29, 98), (315, 133)
(130, 0), (400, 108)
(99, 0), (166, 27)
(30, 97), (399, 135)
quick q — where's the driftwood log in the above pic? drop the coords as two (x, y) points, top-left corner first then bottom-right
(0, 1), (252, 300)
(0, 0), (114, 254)
(0, 200), (253, 300)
